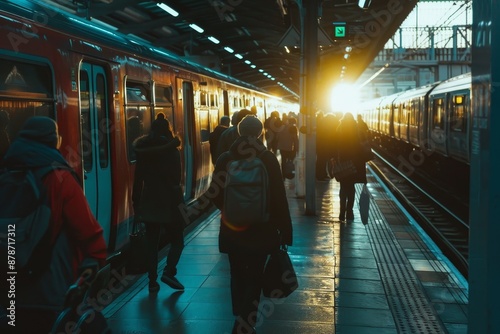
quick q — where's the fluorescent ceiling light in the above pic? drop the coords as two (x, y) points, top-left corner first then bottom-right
(235, 54), (243, 59)
(250, 65), (256, 68)
(358, 0), (372, 9)
(244, 60), (251, 65)
(189, 23), (204, 33)
(224, 46), (234, 53)
(208, 36), (220, 44)
(157, 3), (179, 17)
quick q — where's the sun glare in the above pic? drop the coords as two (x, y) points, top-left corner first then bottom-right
(330, 83), (361, 114)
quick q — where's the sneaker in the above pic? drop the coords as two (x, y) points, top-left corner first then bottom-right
(161, 274), (184, 290)
(148, 281), (160, 293)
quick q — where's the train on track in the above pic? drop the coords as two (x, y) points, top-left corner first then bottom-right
(0, 0), (298, 253)
(359, 72), (473, 178)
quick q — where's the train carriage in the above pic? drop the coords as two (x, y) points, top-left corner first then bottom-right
(0, 0), (297, 253)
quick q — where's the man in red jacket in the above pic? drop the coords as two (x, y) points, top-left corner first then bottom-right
(1, 116), (107, 334)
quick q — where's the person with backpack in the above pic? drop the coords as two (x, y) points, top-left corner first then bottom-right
(209, 115), (293, 334)
(209, 115), (230, 165)
(0, 116), (107, 334)
(132, 113), (186, 293)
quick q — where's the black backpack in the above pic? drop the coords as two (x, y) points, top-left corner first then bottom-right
(0, 166), (56, 282)
(222, 153), (270, 229)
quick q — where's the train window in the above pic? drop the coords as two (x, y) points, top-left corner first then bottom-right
(125, 81), (152, 162)
(0, 58), (55, 140)
(233, 96), (238, 108)
(80, 72), (93, 171)
(451, 94), (466, 133)
(95, 74), (109, 169)
(154, 85), (174, 126)
(199, 110), (209, 142)
(210, 94), (218, 107)
(432, 98), (445, 130)
(200, 91), (208, 107)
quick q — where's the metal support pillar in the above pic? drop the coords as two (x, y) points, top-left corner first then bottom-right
(468, 0), (500, 333)
(300, 0), (319, 215)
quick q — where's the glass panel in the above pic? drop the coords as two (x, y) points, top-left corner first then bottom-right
(432, 98), (444, 130)
(0, 101), (54, 142)
(96, 74), (109, 168)
(200, 92), (208, 106)
(80, 71), (93, 172)
(0, 58), (55, 141)
(125, 81), (152, 161)
(0, 59), (53, 97)
(199, 110), (209, 142)
(451, 94), (466, 133)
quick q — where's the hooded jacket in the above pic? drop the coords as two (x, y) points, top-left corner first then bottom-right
(132, 134), (184, 228)
(210, 136), (293, 255)
(2, 137), (107, 310)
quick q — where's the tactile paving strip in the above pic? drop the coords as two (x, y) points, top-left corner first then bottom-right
(358, 183), (448, 333)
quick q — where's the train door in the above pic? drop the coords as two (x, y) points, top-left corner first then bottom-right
(223, 90), (229, 116)
(79, 62), (112, 245)
(181, 80), (195, 201)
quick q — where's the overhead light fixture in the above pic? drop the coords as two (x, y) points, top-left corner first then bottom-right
(358, 0), (372, 9)
(235, 54), (243, 59)
(208, 36), (220, 44)
(157, 3), (179, 17)
(244, 60), (251, 65)
(189, 23), (204, 33)
(250, 64), (256, 69)
(224, 46), (234, 53)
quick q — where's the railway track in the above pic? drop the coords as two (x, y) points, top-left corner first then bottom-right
(368, 152), (470, 279)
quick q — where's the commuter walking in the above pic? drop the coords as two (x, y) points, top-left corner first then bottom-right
(214, 108), (253, 161)
(133, 113), (185, 293)
(209, 115), (230, 165)
(209, 115), (293, 334)
(263, 111), (282, 154)
(1, 116), (107, 333)
(335, 112), (367, 221)
(276, 116), (298, 179)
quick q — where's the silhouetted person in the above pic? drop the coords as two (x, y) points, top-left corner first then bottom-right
(1, 116), (107, 333)
(210, 115), (293, 334)
(133, 113), (185, 293)
(335, 113), (367, 221)
(209, 115), (230, 165)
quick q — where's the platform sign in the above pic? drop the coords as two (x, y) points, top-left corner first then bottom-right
(333, 22), (346, 38)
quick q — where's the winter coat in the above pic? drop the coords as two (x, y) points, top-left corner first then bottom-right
(214, 126), (239, 162)
(210, 136), (293, 255)
(209, 124), (228, 165)
(132, 134), (184, 229)
(335, 118), (368, 184)
(2, 137), (107, 311)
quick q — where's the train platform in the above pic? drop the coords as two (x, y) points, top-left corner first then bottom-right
(102, 166), (469, 334)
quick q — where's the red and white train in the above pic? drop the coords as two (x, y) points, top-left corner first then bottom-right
(0, 0), (298, 252)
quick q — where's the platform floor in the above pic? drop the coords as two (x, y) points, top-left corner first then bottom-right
(103, 167), (469, 334)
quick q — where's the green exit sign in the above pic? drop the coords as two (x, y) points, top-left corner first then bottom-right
(333, 22), (346, 38)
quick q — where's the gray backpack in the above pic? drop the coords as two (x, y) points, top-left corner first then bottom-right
(222, 154), (270, 229)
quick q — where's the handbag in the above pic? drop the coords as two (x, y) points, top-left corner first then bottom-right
(127, 218), (148, 274)
(332, 159), (357, 182)
(359, 184), (371, 225)
(262, 246), (298, 298)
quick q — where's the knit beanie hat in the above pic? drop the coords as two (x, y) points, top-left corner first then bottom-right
(238, 115), (263, 137)
(19, 116), (58, 146)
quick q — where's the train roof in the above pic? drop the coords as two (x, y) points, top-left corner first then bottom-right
(430, 72), (471, 96)
(0, 0), (269, 95)
(392, 82), (441, 103)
